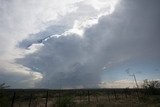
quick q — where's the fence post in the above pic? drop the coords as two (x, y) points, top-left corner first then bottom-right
(113, 90), (117, 100)
(136, 89), (140, 101)
(124, 89), (127, 99)
(95, 94), (98, 103)
(28, 93), (32, 107)
(45, 91), (49, 107)
(79, 91), (82, 102)
(58, 91), (61, 106)
(87, 90), (90, 103)
(107, 93), (110, 102)
(11, 92), (16, 107)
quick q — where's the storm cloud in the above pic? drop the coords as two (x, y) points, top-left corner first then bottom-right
(0, 0), (86, 88)
(16, 0), (160, 88)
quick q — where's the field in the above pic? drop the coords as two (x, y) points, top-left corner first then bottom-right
(0, 88), (160, 107)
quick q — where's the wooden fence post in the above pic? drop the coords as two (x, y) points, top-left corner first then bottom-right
(58, 91), (61, 106)
(45, 91), (49, 107)
(113, 90), (117, 100)
(28, 93), (32, 107)
(95, 94), (99, 103)
(87, 90), (90, 103)
(107, 93), (110, 102)
(79, 91), (82, 102)
(11, 92), (16, 107)
(124, 89), (127, 99)
(136, 89), (140, 101)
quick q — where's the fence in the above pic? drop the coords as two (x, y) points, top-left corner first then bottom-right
(0, 89), (159, 107)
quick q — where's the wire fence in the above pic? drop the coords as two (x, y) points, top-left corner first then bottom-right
(0, 89), (160, 107)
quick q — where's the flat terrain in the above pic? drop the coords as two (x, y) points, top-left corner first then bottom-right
(0, 89), (160, 107)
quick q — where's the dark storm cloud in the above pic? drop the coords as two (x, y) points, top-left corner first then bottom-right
(18, 25), (68, 49)
(17, 35), (102, 88)
(17, 0), (160, 88)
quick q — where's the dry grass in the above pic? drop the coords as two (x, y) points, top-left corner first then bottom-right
(0, 89), (160, 107)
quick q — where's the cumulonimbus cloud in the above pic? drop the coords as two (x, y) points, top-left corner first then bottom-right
(17, 0), (160, 89)
(0, 0), (120, 88)
(0, 0), (89, 88)
(1, 0), (160, 88)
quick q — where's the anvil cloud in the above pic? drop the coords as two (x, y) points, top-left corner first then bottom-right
(0, 0), (160, 88)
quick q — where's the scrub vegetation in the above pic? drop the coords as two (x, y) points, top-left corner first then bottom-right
(0, 80), (160, 107)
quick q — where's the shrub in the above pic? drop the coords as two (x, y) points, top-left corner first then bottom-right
(142, 79), (160, 95)
(142, 79), (160, 89)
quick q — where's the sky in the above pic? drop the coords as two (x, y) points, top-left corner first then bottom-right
(0, 0), (160, 88)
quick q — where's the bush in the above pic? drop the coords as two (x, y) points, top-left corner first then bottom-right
(142, 79), (160, 89)
(142, 79), (160, 95)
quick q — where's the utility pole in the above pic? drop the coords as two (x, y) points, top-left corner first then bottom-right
(126, 68), (139, 88)
(130, 74), (139, 88)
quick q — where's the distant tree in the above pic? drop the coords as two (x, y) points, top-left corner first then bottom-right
(142, 79), (160, 89)
(0, 83), (10, 89)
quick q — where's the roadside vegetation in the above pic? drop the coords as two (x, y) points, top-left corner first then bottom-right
(0, 80), (160, 107)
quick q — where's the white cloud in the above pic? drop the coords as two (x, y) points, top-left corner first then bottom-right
(1, 0), (160, 89)
(26, 43), (44, 54)
(99, 80), (142, 88)
(62, 0), (120, 37)
(84, 0), (119, 11)
(0, 60), (42, 88)
(0, 0), (88, 87)
(18, 0), (160, 89)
